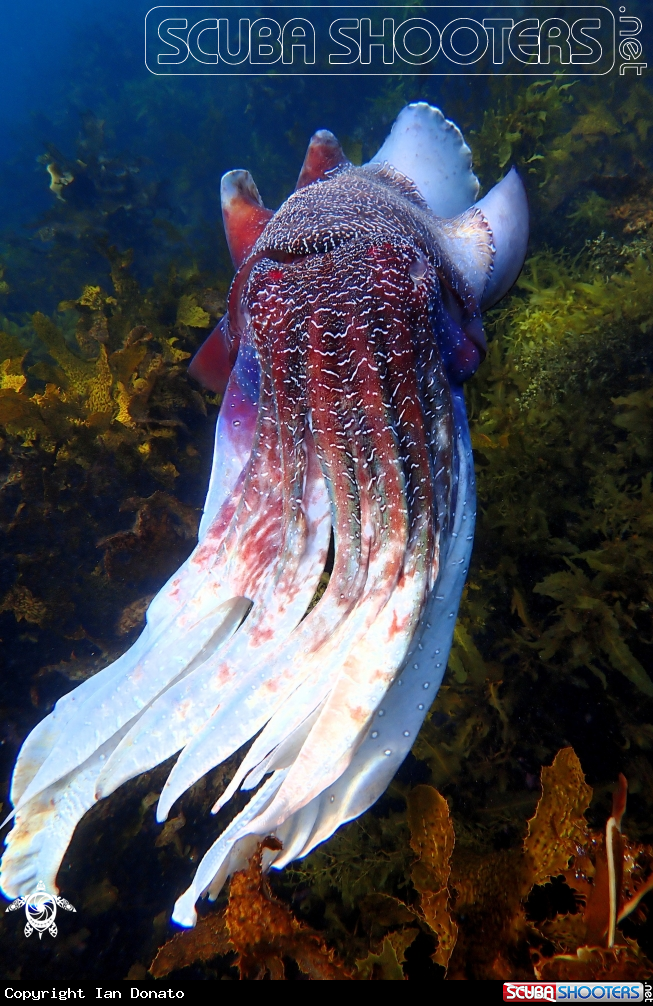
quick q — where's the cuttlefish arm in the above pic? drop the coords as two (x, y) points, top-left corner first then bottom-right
(172, 386), (475, 925)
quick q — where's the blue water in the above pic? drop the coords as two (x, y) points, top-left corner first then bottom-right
(0, 2), (488, 300)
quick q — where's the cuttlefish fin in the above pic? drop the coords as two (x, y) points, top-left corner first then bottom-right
(368, 102), (479, 218)
(474, 167), (529, 308)
(366, 102), (528, 304)
(436, 168), (529, 308)
(435, 207), (495, 304)
(221, 169), (273, 268)
(295, 129), (349, 189)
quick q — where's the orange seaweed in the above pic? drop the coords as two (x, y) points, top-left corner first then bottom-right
(150, 838), (353, 980)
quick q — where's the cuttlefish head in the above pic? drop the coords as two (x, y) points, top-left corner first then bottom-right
(189, 102), (529, 395)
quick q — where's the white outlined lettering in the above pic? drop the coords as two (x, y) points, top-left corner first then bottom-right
(144, 6), (619, 76)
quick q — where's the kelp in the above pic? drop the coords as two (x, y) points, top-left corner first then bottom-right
(36, 113), (162, 246)
(426, 749), (653, 979)
(406, 786), (457, 968)
(483, 258), (653, 669)
(0, 115), (199, 324)
(485, 246), (653, 406)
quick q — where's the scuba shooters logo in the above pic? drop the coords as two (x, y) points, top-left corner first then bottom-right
(145, 5), (618, 76)
(5, 881), (76, 939)
(503, 984), (645, 1001)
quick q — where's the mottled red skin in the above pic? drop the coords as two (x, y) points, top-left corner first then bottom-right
(191, 163), (470, 660)
(296, 130), (348, 190)
(0, 148), (491, 921)
(223, 201), (274, 271)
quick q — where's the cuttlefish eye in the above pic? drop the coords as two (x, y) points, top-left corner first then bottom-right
(409, 252), (428, 286)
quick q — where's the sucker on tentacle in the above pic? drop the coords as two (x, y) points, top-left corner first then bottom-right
(0, 103), (529, 926)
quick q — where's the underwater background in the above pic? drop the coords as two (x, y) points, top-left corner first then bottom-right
(1, 0), (653, 981)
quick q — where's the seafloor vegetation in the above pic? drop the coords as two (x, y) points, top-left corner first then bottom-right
(1, 76), (653, 980)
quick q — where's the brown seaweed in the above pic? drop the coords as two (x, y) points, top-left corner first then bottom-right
(150, 838), (352, 980)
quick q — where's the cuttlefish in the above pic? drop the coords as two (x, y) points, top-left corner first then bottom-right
(0, 104), (528, 926)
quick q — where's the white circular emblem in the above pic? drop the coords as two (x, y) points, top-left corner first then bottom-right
(5, 879), (76, 939)
(25, 885), (58, 937)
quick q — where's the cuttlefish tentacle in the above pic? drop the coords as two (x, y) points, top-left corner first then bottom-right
(108, 236), (443, 827)
(153, 242), (422, 820)
(170, 239), (453, 920)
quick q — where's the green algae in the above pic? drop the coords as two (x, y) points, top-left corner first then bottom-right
(0, 247), (222, 676)
(470, 79), (653, 228)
